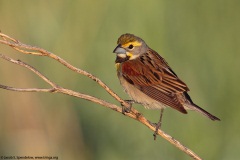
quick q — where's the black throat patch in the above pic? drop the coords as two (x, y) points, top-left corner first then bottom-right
(115, 55), (130, 63)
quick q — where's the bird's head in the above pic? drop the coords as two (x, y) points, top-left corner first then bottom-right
(113, 33), (148, 63)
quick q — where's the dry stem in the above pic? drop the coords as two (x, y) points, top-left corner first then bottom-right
(0, 33), (202, 160)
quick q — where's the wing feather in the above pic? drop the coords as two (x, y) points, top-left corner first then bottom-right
(121, 49), (189, 113)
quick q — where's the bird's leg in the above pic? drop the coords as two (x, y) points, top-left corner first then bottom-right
(121, 100), (137, 114)
(153, 108), (164, 140)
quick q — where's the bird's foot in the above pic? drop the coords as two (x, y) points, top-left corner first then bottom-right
(153, 109), (164, 140)
(153, 122), (162, 140)
(121, 100), (136, 114)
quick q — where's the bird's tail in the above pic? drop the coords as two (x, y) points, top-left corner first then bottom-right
(191, 103), (220, 121)
(183, 92), (220, 121)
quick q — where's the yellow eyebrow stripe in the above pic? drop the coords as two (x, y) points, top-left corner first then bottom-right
(122, 41), (142, 48)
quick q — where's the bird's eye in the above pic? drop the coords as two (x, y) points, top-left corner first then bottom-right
(128, 44), (134, 49)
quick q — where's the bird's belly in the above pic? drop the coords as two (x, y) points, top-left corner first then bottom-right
(118, 75), (166, 109)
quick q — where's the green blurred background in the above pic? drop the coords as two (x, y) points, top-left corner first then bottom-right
(0, 1), (239, 159)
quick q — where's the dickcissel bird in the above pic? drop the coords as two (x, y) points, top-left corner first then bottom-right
(113, 33), (220, 137)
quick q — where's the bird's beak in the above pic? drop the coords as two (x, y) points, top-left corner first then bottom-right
(113, 45), (126, 54)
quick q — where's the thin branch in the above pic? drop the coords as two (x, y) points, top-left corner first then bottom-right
(0, 84), (54, 92)
(0, 54), (57, 87)
(0, 33), (202, 160)
(0, 33), (128, 107)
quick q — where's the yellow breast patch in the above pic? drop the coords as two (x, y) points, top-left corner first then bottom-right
(115, 63), (121, 71)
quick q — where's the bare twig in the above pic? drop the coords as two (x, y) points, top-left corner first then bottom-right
(0, 33), (128, 107)
(0, 33), (202, 160)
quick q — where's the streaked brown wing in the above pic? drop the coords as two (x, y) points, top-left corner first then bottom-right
(141, 86), (187, 113)
(121, 50), (189, 113)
